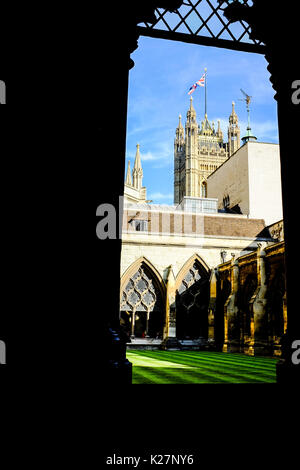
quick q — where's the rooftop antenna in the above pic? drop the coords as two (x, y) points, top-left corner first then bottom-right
(239, 88), (257, 144)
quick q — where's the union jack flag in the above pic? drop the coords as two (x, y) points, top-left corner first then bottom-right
(196, 73), (206, 87)
(188, 83), (197, 95)
(188, 72), (206, 95)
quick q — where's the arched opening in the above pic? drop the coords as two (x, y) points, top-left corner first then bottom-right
(120, 260), (165, 340)
(215, 277), (231, 350)
(200, 181), (207, 198)
(176, 257), (210, 341)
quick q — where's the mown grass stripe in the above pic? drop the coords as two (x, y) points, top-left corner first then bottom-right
(132, 368), (157, 384)
(132, 365), (274, 384)
(149, 365), (270, 384)
(128, 352), (276, 378)
(166, 354), (277, 370)
(128, 350), (278, 366)
(128, 350), (278, 364)
(129, 357), (275, 383)
(132, 366), (230, 384)
(145, 366), (233, 384)
(133, 367), (195, 384)
(127, 350), (277, 384)
(127, 352), (276, 375)
(127, 350), (277, 371)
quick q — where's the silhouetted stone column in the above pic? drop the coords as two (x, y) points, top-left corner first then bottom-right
(101, 1), (184, 383)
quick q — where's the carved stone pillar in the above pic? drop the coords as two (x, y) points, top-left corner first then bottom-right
(249, 244), (270, 355)
(223, 255), (240, 353)
(161, 265), (180, 350)
(130, 310), (136, 339)
(145, 310), (150, 338)
(208, 268), (218, 348)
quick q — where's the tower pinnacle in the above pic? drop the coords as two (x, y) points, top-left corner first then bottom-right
(228, 101), (241, 156)
(187, 96), (196, 123)
(189, 95), (195, 111)
(125, 159), (132, 186)
(132, 143), (143, 190)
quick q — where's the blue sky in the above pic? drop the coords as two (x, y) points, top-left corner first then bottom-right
(126, 36), (279, 205)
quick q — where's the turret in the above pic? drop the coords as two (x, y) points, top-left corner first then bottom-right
(228, 101), (241, 156)
(125, 159), (133, 186)
(216, 119), (223, 139)
(132, 144), (143, 190)
(185, 96), (198, 197)
(175, 114), (184, 150)
(186, 95), (197, 124)
(174, 115), (185, 205)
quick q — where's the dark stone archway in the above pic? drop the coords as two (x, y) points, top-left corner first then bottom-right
(176, 261), (210, 341)
(215, 277), (231, 350)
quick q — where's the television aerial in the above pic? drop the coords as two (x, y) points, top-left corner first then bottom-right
(239, 88), (252, 108)
(239, 89), (257, 143)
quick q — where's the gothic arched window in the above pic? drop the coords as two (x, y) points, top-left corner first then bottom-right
(201, 182), (207, 198)
(120, 264), (164, 339)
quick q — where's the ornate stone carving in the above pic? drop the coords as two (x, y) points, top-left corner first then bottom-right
(121, 267), (162, 313)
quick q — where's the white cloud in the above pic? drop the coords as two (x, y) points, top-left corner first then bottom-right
(148, 192), (173, 201)
(126, 139), (174, 168)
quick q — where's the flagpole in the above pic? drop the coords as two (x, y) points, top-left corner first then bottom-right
(204, 68), (207, 117)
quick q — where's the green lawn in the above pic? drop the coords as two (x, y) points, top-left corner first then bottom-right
(127, 350), (278, 384)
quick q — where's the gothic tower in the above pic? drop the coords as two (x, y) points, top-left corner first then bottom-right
(174, 114), (185, 205)
(174, 98), (235, 205)
(228, 101), (241, 157)
(184, 96), (199, 198)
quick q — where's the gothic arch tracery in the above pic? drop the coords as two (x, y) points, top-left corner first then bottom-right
(120, 258), (166, 338)
(175, 254), (210, 340)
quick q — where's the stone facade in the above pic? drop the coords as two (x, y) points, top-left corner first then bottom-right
(120, 201), (286, 355)
(121, 206), (270, 281)
(207, 141), (283, 225)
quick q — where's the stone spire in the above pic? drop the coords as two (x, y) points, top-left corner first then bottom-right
(175, 114), (184, 140)
(216, 119), (223, 139)
(174, 114), (185, 205)
(187, 96), (196, 123)
(132, 143), (143, 190)
(178, 114), (183, 129)
(228, 101), (241, 156)
(125, 159), (132, 186)
(229, 101), (238, 125)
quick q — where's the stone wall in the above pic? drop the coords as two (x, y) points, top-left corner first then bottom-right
(215, 241), (286, 356)
(207, 142), (283, 225)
